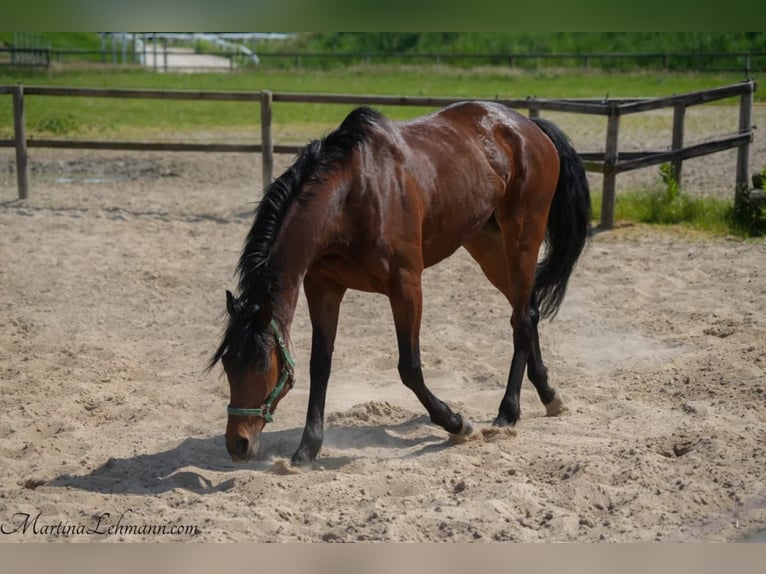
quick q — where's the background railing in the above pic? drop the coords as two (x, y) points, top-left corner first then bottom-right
(0, 81), (756, 229)
(2, 45), (766, 74)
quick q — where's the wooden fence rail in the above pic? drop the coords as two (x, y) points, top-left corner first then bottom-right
(0, 80), (756, 229)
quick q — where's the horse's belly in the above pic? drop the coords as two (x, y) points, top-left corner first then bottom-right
(421, 197), (498, 268)
(308, 254), (391, 294)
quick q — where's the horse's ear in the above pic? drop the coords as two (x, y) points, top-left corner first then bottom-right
(255, 299), (273, 330)
(226, 290), (238, 317)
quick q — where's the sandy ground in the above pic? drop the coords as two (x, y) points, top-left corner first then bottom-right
(0, 104), (765, 542)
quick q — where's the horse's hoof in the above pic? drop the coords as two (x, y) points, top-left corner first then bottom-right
(545, 392), (568, 417)
(492, 405), (520, 427)
(492, 415), (517, 428)
(290, 449), (316, 467)
(458, 417), (473, 436)
(448, 417), (474, 444)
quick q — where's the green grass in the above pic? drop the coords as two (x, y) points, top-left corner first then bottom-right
(1, 65), (754, 98)
(266, 33), (766, 64)
(592, 192), (765, 237)
(589, 165), (765, 237)
(6, 33), (765, 66)
(617, 190), (735, 234)
(0, 67), (758, 140)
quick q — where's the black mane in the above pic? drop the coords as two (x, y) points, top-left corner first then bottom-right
(210, 106), (383, 374)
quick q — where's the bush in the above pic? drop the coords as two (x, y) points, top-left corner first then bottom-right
(613, 163), (736, 234)
(732, 186), (766, 237)
(643, 163), (696, 224)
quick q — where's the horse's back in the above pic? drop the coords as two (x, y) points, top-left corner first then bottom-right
(317, 101), (559, 283)
(392, 102), (553, 266)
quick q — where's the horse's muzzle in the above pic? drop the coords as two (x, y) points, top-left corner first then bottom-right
(227, 433), (259, 462)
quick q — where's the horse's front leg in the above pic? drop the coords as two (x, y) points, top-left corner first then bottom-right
(291, 275), (346, 466)
(389, 269), (472, 437)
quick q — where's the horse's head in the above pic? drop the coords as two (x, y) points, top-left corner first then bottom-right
(218, 290), (295, 462)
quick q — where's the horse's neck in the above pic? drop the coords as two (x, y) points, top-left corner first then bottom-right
(270, 184), (339, 329)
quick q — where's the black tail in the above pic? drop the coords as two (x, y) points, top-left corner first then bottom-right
(530, 117), (591, 319)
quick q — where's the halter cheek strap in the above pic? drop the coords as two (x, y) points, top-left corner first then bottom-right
(226, 319), (296, 423)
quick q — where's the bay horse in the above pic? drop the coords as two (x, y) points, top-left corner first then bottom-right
(211, 101), (591, 465)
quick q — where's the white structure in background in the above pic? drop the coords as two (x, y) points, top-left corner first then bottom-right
(100, 33), (293, 71)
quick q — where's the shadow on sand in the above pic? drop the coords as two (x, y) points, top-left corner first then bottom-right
(48, 416), (451, 496)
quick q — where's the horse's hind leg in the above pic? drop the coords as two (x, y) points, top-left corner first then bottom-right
(495, 209), (547, 427)
(527, 292), (566, 416)
(463, 219), (564, 422)
(389, 268), (472, 437)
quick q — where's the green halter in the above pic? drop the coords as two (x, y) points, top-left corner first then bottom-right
(226, 319), (296, 423)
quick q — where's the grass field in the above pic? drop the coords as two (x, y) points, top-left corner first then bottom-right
(0, 66), (758, 141)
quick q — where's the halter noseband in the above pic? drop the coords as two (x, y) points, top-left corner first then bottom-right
(226, 319), (296, 423)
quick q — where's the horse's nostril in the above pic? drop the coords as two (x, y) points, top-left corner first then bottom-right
(235, 437), (250, 459)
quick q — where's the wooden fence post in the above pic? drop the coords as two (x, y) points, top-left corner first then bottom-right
(261, 90), (274, 189)
(12, 84), (29, 200)
(600, 103), (620, 229)
(735, 82), (754, 200)
(671, 103), (686, 186)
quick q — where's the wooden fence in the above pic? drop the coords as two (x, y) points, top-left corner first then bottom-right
(0, 80), (757, 229)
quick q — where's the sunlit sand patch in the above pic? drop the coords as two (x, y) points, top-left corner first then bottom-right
(448, 425), (517, 444)
(270, 457), (303, 475)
